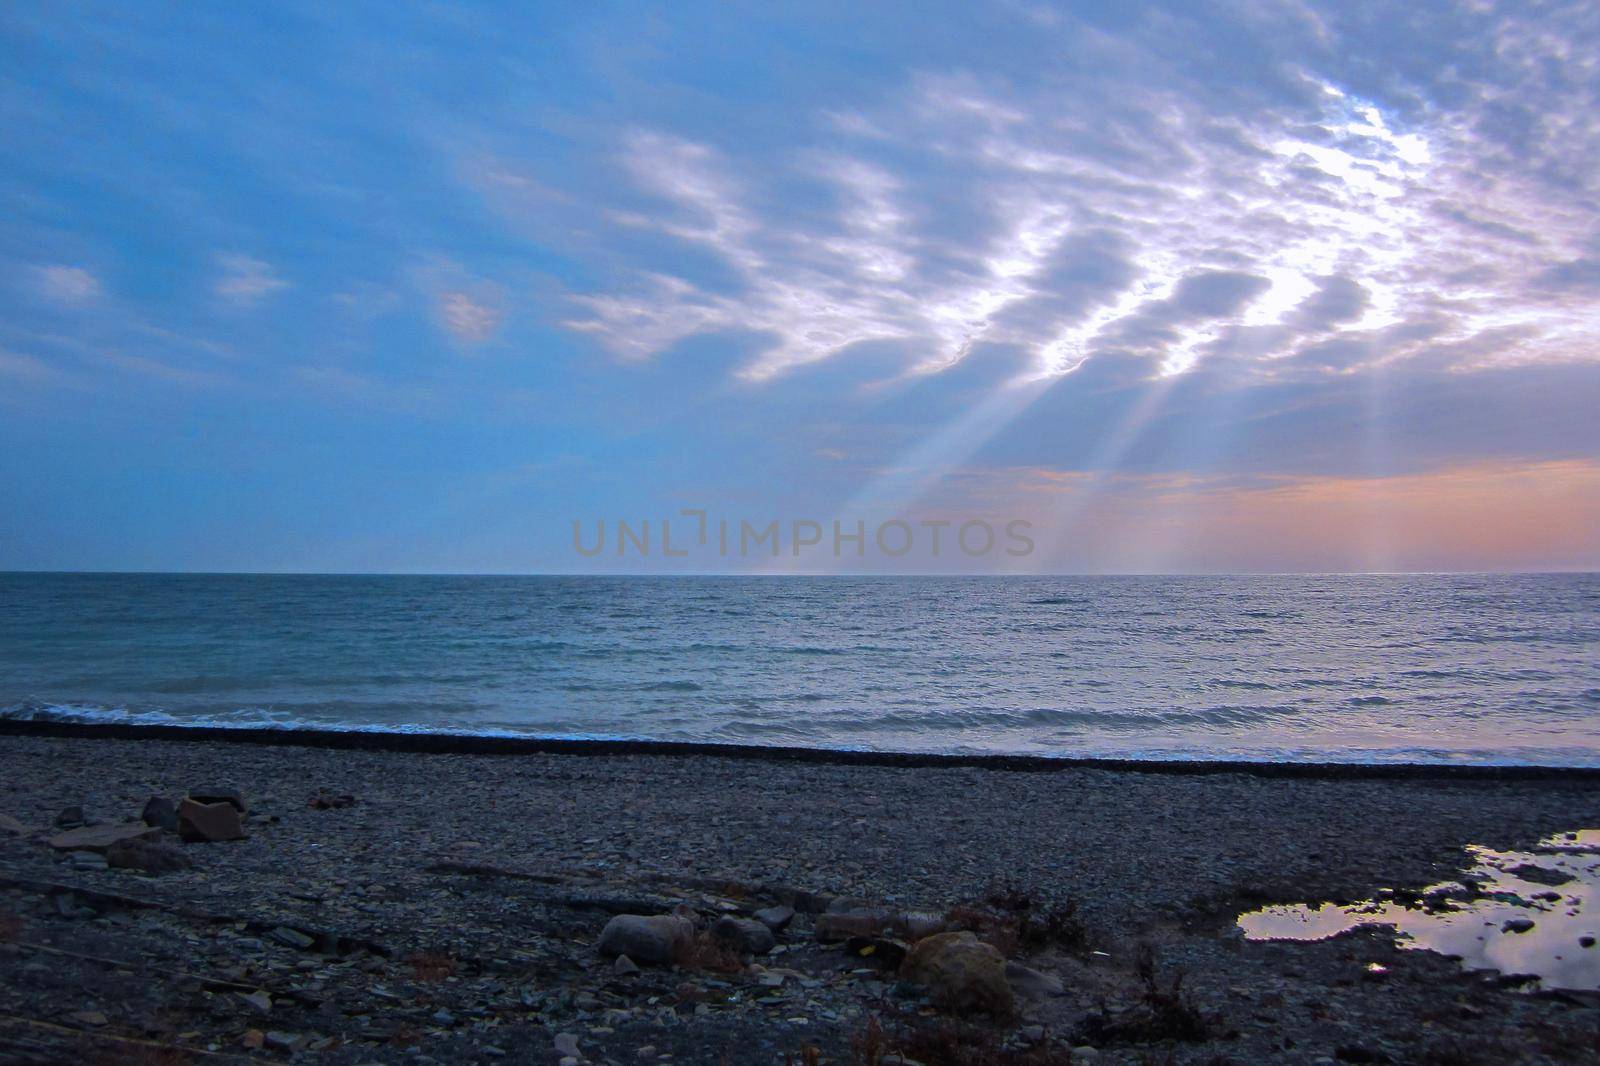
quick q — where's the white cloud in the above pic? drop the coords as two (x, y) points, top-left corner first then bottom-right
(35, 264), (100, 304)
(436, 289), (504, 343)
(214, 253), (288, 307)
(546, 5), (1600, 390)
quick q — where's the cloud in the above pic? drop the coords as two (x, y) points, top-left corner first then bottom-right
(34, 265), (100, 304)
(213, 253), (288, 307)
(521, 2), (1599, 395)
(435, 289), (503, 344)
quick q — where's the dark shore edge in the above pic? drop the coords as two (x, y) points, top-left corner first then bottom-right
(5, 718), (1600, 783)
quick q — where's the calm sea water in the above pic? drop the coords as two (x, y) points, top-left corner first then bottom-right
(1, 572), (1598, 765)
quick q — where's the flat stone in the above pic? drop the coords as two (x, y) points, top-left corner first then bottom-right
(613, 954), (641, 977)
(141, 796), (179, 832)
(188, 786), (246, 812)
(264, 1031), (307, 1053)
(178, 798), (245, 843)
(754, 905), (795, 933)
(49, 823), (160, 854)
(553, 1032), (582, 1057)
(1005, 960), (1065, 998)
(238, 990), (273, 1014)
(597, 914), (694, 965)
(271, 926), (317, 949)
(0, 813), (29, 836)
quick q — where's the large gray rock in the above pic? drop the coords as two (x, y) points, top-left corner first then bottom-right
(711, 915), (775, 956)
(596, 914), (694, 965)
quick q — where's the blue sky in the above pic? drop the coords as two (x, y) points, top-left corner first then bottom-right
(2, 1), (1598, 573)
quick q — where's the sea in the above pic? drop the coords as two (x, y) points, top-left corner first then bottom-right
(1, 571), (1597, 766)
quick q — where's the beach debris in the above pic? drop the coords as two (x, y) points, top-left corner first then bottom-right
(711, 915), (776, 956)
(597, 913), (695, 965)
(900, 931), (1014, 1017)
(140, 796), (179, 833)
(844, 935), (909, 969)
(754, 904), (795, 933)
(815, 908), (946, 943)
(177, 798), (245, 842)
(106, 835), (193, 874)
(53, 806), (87, 829)
(188, 786), (247, 812)
(48, 823), (160, 853)
(308, 788), (357, 810)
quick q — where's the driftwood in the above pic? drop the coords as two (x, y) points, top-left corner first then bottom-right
(0, 874), (391, 956)
(0, 1012), (247, 1063)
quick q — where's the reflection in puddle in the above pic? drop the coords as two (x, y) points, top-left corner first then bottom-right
(1238, 830), (1600, 991)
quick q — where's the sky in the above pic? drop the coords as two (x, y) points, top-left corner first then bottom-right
(2, 1), (1598, 574)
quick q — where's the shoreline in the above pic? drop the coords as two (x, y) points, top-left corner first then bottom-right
(5, 717), (1600, 782)
(4, 729), (1600, 1062)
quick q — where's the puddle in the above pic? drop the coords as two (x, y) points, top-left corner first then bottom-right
(1238, 830), (1600, 991)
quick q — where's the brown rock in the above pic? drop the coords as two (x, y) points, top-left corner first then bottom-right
(48, 823), (160, 854)
(900, 931), (1014, 1017)
(107, 836), (194, 873)
(188, 786), (246, 812)
(178, 798), (245, 843)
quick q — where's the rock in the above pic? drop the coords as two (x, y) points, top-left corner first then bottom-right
(711, 915), (775, 956)
(597, 914), (694, 965)
(106, 836), (193, 874)
(238, 990), (273, 1015)
(1582, 936), (1595, 948)
(141, 796), (179, 833)
(1018, 1024), (1046, 1044)
(1005, 960), (1065, 997)
(635, 1046), (657, 1059)
(308, 788), (356, 810)
(49, 823), (160, 853)
(754, 905), (795, 933)
(69, 852), (109, 871)
(270, 926), (316, 949)
(900, 931), (1014, 1017)
(0, 813), (29, 836)
(553, 1032), (582, 1058)
(1503, 918), (1536, 934)
(613, 954), (641, 977)
(188, 786), (246, 812)
(432, 1009), (455, 1026)
(54, 805), (86, 829)
(241, 1029), (265, 1050)
(177, 798), (245, 842)
(264, 1031), (306, 1053)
